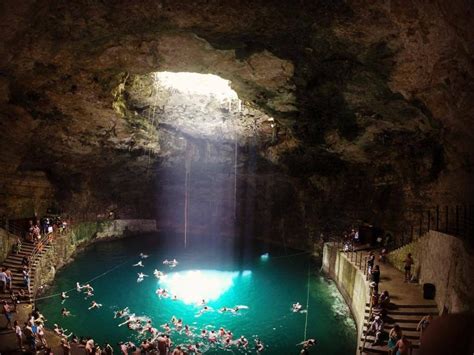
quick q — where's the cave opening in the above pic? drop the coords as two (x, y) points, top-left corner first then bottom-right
(117, 70), (279, 243)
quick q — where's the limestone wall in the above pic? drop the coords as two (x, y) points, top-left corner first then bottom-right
(95, 219), (157, 239)
(387, 231), (474, 313)
(322, 243), (369, 346)
(0, 227), (18, 263)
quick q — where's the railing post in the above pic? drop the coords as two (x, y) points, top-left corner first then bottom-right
(419, 213), (423, 238)
(436, 205), (440, 231)
(456, 205), (459, 235)
(445, 206), (449, 234)
(427, 210), (431, 231)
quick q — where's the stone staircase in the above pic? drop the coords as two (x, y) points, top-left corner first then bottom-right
(359, 302), (438, 354)
(1, 239), (53, 305)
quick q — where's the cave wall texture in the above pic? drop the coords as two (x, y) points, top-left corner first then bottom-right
(0, 0), (473, 241)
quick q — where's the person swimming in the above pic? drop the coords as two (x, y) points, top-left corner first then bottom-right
(153, 269), (165, 279)
(163, 259), (179, 268)
(196, 306), (212, 316)
(237, 335), (249, 348)
(292, 302), (303, 312)
(61, 292), (69, 301)
(88, 301), (102, 310)
(137, 272), (148, 283)
(139, 253), (149, 259)
(61, 308), (71, 317)
(156, 288), (169, 298)
(76, 282), (83, 292)
(114, 307), (130, 319)
(255, 339), (265, 353)
(133, 261), (144, 267)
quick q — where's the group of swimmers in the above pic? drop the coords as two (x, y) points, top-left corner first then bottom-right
(49, 252), (316, 354)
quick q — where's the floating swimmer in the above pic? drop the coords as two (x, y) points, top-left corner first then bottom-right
(137, 272), (148, 283)
(297, 338), (317, 349)
(196, 305), (212, 316)
(88, 301), (102, 310)
(255, 339), (265, 353)
(76, 282), (83, 292)
(84, 289), (94, 299)
(61, 308), (72, 317)
(237, 336), (249, 348)
(133, 261), (144, 267)
(139, 253), (149, 259)
(114, 307), (130, 319)
(153, 269), (165, 279)
(230, 305), (249, 314)
(292, 302), (303, 313)
(163, 259), (179, 268)
(156, 288), (169, 298)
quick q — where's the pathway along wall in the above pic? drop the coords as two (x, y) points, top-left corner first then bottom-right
(322, 243), (369, 350)
(387, 230), (474, 313)
(32, 219), (157, 297)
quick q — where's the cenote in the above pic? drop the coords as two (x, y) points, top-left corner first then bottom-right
(37, 233), (356, 354)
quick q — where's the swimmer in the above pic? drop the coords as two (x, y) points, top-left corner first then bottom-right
(196, 305), (212, 316)
(255, 339), (265, 353)
(230, 305), (249, 314)
(61, 308), (71, 317)
(76, 282), (83, 292)
(172, 295), (178, 301)
(219, 307), (228, 313)
(237, 335), (249, 348)
(114, 307), (130, 319)
(133, 261), (144, 267)
(83, 284), (94, 292)
(88, 301), (102, 310)
(137, 272), (148, 283)
(153, 269), (165, 279)
(292, 302), (303, 313)
(163, 259), (178, 268)
(200, 299), (206, 305)
(187, 343), (202, 354)
(175, 319), (183, 331)
(200, 329), (207, 338)
(61, 292), (69, 301)
(208, 330), (217, 343)
(119, 315), (137, 327)
(155, 288), (169, 298)
(139, 253), (149, 259)
(84, 289), (94, 299)
(297, 338), (317, 349)
(161, 323), (171, 333)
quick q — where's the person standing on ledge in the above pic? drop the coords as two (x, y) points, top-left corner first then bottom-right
(403, 253), (414, 282)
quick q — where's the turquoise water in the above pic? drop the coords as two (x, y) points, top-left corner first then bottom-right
(37, 233), (356, 354)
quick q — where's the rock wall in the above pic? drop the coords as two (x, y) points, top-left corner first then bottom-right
(0, 227), (18, 264)
(95, 219), (157, 239)
(387, 231), (474, 313)
(322, 243), (369, 349)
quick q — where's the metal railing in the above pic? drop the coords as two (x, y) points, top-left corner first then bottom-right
(391, 204), (474, 250)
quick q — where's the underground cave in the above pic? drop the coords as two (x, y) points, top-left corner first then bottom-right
(0, 1), (473, 354)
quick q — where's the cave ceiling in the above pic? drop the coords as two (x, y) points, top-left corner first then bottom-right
(0, 0), (473, 227)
